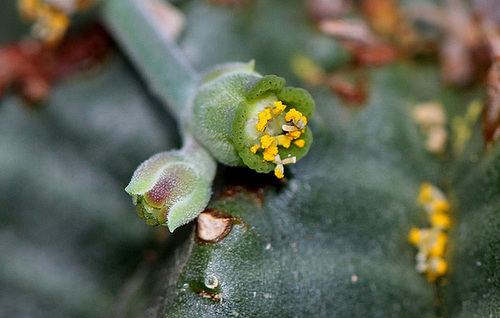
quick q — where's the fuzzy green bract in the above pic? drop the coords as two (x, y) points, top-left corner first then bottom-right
(125, 139), (216, 232)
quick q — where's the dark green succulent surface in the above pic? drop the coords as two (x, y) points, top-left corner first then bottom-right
(1, 0), (499, 317)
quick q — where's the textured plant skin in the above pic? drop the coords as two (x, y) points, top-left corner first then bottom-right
(120, 63), (445, 317)
(443, 148), (500, 317)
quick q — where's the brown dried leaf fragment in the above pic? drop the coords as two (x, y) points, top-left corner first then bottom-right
(306, 0), (352, 22)
(483, 56), (500, 148)
(438, 0), (493, 86)
(328, 74), (369, 106)
(0, 24), (112, 104)
(319, 19), (400, 66)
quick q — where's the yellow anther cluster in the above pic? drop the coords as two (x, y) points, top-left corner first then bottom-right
(262, 146), (278, 162)
(260, 134), (275, 149)
(409, 183), (451, 282)
(273, 100), (287, 115)
(285, 108), (301, 121)
(252, 101), (309, 178)
(256, 108), (272, 132)
(18, 0), (95, 45)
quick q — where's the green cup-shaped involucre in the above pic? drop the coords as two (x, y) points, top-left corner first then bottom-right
(125, 139), (216, 232)
(191, 61), (315, 178)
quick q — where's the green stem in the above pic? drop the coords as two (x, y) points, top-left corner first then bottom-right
(100, 0), (199, 121)
(181, 132), (217, 182)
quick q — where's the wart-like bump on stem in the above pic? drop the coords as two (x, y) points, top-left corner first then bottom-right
(196, 209), (237, 243)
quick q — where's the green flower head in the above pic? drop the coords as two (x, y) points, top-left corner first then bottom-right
(191, 61), (315, 178)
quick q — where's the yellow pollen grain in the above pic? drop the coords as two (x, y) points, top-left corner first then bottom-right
(293, 139), (305, 148)
(263, 146), (278, 161)
(256, 108), (272, 132)
(408, 228), (421, 244)
(285, 108), (303, 122)
(49, 11), (70, 30)
(276, 135), (292, 148)
(274, 168), (284, 179)
(260, 134), (275, 149)
(430, 212), (451, 230)
(33, 6), (70, 45)
(429, 232), (447, 257)
(433, 259), (448, 276)
(426, 258), (448, 282)
(418, 182), (433, 205)
(430, 199), (450, 214)
(273, 101), (287, 115)
(250, 144), (260, 154)
(287, 130), (302, 139)
(19, 0), (39, 20)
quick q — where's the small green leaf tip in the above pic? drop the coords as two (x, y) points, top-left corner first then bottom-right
(191, 62), (315, 178)
(125, 139), (216, 232)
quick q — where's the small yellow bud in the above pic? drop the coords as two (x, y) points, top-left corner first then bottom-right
(430, 212), (451, 230)
(426, 257), (448, 281)
(18, 0), (39, 20)
(429, 199), (450, 214)
(429, 232), (447, 257)
(418, 182), (433, 205)
(408, 227), (422, 244)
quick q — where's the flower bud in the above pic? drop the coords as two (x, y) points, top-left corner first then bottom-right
(191, 61), (315, 178)
(125, 139), (216, 232)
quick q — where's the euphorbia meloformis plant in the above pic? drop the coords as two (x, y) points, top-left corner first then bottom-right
(0, 0), (499, 317)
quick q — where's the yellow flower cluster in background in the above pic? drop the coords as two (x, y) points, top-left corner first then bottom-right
(408, 182), (451, 282)
(18, 0), (96, 45)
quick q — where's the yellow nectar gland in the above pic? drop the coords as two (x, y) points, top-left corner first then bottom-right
(252, 101), (308, 178)
(293, 139), (305, 148)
